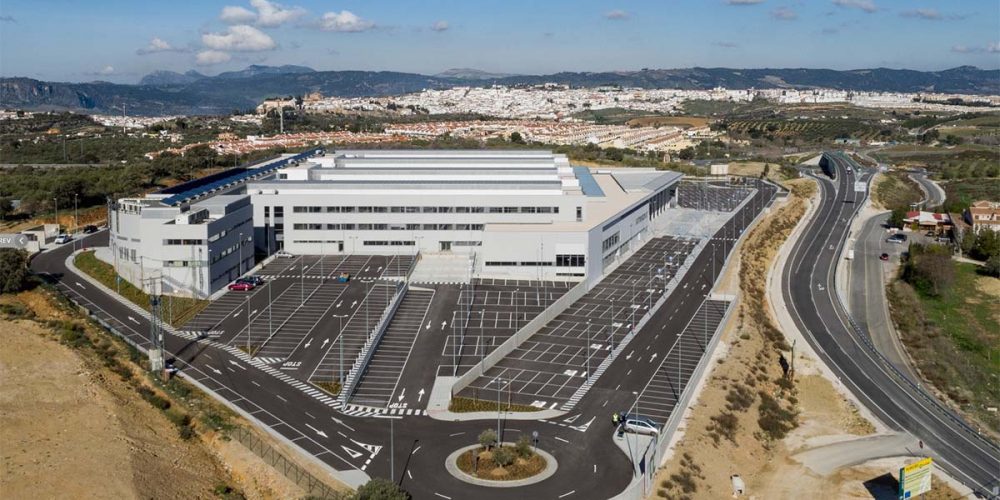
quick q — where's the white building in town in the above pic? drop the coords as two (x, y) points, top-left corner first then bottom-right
(248, 150), (680, 283)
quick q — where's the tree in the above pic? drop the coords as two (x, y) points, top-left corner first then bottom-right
(0, 249), (29, 293)
(887, 207), (908, 229)
(971, 228), (1000, 261)
(509, 131), (525, 144)
(900, 243), (954, 297)
(355, 478), (410, 500)
(478, 428), (497, 449)
(0, 197), (13, 220)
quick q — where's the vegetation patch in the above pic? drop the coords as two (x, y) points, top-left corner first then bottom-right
(74, 250), (208, 327)
(456, 434), (547, 481)
(874, 171), (923, 212)
(448, 396), (542, 413)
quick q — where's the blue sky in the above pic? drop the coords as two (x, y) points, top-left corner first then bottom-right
(1, 0), (998, 83)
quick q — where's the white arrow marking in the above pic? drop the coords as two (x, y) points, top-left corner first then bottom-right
(305, 423), (328, 438)
(321, 338), (330, 349)
(417, 388), (425, 402)
(250, 309), (257, 316)
(127, 316), (140, 325)
(206, 365), (222, 375)
(332, 417), (355, 432)
(649, 353), (658, 363)
(75, 281), (85, 289)
(335, 301), (342, 308)
(228, 360), (245, 370)
(351, 300), (358, 308)
(625, 350), (634, 360)
(397, 388), (406, 402)
(304, 338), (312, 349)
(341, 445), (362, 459)
(440, 321), (447, 330)
(232, 309), (243, 318)
(426, 322), (431, 330)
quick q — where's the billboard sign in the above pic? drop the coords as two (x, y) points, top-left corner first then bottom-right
(854, 181), (867, 193)
(898, 457), (933, 499)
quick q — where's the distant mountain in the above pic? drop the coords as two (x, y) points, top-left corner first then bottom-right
(435, 68), (518, 80)
(139, 70), (206, 86)
(214, 64), (315, 80)
(2, 65), (997, 116)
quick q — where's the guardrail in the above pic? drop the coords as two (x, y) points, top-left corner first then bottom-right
(339, 280), (409, 406)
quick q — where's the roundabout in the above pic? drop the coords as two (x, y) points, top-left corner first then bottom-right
(445, 441), (558, 488)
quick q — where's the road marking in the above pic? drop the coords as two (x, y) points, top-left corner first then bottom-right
(304, 338), (312, 349)
(341, 445), (362, 458)
(206, 365), (222, 375)
(558, 491), (575, 498)
(321, 338), (330, 349)
(413, 445), (421, 454)
(275, 394), (287, 402)
(594, 464), (597, 473)
(75, 281), (85, 289)
(434, 494), (451, 500)
(228, 360), (245, 370)
(397, 388), (406, 402)
(407, 470), (412, 479)
(417, 388), (426, 402)
(232, 309), (243, 318)
(305, 411), (315, 420)
(251, 380), (261, 387)
(449, 432), (465, 437)
(305, 423), (328, 438)
(250, 309), (257, 316)
(127, 316), (140, 325)
(555, 436), (569, 443)
(331, 416), (355, 432)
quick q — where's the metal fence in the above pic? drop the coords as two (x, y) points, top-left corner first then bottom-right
(230, 426), (344, 499)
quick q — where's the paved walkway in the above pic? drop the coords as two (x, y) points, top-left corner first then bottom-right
(793, 433), (923, 475)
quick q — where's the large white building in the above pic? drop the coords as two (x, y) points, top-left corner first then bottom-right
(248, 150), (680, 283)
(108, 149), (681, 295)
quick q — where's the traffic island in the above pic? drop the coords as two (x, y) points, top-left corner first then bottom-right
(445, 437), (557, 487)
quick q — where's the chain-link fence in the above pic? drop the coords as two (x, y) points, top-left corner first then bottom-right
(230, 426), (344, 499)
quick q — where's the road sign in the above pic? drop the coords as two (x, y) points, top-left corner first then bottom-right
(854, 181), (867, 193)
(898, 457), (933, 499)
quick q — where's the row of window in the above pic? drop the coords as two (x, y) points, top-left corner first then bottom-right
(292, 205), (561, 215)
(485, 255), (586, 267)
(293, 223), (486, 231)
(602, 231), (620, 253)
(165, 239), (205, 246)
(363, 240), (416, 246)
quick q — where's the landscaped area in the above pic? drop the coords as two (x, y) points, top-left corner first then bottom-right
(455, 431), (547, 481)
(889, 257), (1000, 433)
(74, 250), (208, 327)
(448, 396), (542, 413)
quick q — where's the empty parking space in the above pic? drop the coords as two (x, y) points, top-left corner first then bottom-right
(443, 280), (574, 374)
(458, 236), (700, 408)
(631, 299), (730, 424)
(255, 254), (416, 281)
(181, 286), (268, 334)
(308, 282), (398, 383)
(676, 182), (753, 212)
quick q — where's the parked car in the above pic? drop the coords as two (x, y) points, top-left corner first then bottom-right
(82, 225), (98, 234)
(336, 272), (351, 283)
(275, 250), (294, 258)
(54, 234), (72, 244)
(228, 281), (255, 291)
(879, 253), (889, 261)
(886, 234), (907, 244)
(620, 414), (660, 435)
(239, 276), (265, 286)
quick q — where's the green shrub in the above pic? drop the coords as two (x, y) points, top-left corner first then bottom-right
(478, 429), (497, 449)
(515, 435), (533, 457)
(725, 384), (755, 412)
(493, 446), (514, 467)
(137, 386), (171, 410)
(356, 477), (410, 500)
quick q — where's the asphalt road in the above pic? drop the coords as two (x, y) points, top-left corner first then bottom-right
(30, 178), (778, 499)
(909, 172), (946, 208)
(783, 153), (999, 496)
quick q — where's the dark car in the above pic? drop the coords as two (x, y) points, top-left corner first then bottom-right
(82, 225), (98, 234)
(879, 253), (889, 261)
(238, 276), (265, 286)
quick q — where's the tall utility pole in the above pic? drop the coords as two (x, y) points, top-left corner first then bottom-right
(145, 277), (165, 374)
(53, 197), (59, 232)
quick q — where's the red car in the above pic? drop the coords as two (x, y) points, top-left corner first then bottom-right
(879, 253), (890, 261)
(228, 281), (256, 291)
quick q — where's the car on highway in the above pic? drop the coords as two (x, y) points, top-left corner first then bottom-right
(275, 250), (294, 258)
(228, 280), (256, 291)
(620, 414), (660, 435)
(879, 253), (889, 261)
(54, 234), (72, 244)
(886, 234), (907, 244)
(82, 225), (98, 234)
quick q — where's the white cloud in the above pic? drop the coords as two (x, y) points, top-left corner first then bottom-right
(196, 50), (233, 65)
(771, 7), (798, 20)
(832, 0), (878, 13)
(99, 65), (115, 75)
(431, 20), (449, 32)
(952, 42), (1000, 54)
(713, 41), (740, 48)
(250, 0), (305, 27)
(604, 9), (629, 20)
(202, 25), (276, 51)
(220, 5), (257, 24)
(319, 10), (375, 32)
(989, 42), (1000, 53)
(137, 37), (185, 55)
(726, 0), (764, 5)
(900, 8), (940, 20)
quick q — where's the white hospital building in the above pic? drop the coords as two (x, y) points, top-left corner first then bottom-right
(108, 149), (681, 296)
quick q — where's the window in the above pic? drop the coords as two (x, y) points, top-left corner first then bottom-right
(576, 206), (583, 221)
(538, 207), (552, 214)
(363, 240), (415, 246)
(556, 254), (585, 267)
(602, 232), (621, 253)
(274, 206), (284, 216)
(422, 207), (438, 213)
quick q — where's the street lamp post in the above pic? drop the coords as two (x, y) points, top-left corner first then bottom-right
(73, 193), (78, 249)
(495, 376), (503, 445)
(331, 314), (349, 386)
(53, 197), (59, 233)
(585, 320), (591, 378)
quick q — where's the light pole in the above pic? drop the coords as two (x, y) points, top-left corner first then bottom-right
(585, 320), (591, 378)
(246, 295), (251, 355)
(332, 314), (348, 387)
(610, 299), (616, 350)
(73, 193), (78, 244)
(495, 376), (503, 445)
(629, 390), (640, 476)
(513, 288), (520, 330)
(238, 231), (243, 276)
(53, 197), (59, 233)
(480, 309), (486, 375)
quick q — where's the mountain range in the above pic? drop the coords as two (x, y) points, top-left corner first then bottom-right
(2, 65), (997, 116)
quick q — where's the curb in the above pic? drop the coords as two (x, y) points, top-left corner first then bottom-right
(444, 443), (558, 488)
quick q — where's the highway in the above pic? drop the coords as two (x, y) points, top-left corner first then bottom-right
(30, 179), (776, 499)
(783, 152), (1000, 496)
(909, 171), (947, 208)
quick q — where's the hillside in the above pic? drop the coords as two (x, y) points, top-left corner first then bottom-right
(2, 65), (997, 116)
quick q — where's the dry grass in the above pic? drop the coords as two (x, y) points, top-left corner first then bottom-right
(456, 445), (546, 481)
(626, 116), (709, 129)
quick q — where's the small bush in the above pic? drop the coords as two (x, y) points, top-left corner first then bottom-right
(757, 392), (797, 440)
(178, 424), (196, 440)
(137, 386), (171, 410)
(725, 384), (755, 412)
(478, 429), (497, 449)
(493, 446), (514, 467)
(515, 435), (533, 457)
(709, 412), (739, 443)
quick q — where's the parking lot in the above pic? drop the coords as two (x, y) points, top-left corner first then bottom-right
(444, 279), (575, 374)
(257, 254), (416, 280)
(458, 236), (699, 409)
(630, 299), (731, 424)
(676, 182), (753, 212)
(308, 281), (398, 383)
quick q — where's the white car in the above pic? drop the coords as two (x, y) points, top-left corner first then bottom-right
(621, 415), (660, 436)
(54, 234), (72, 244)
(275, 250), (294, 258)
